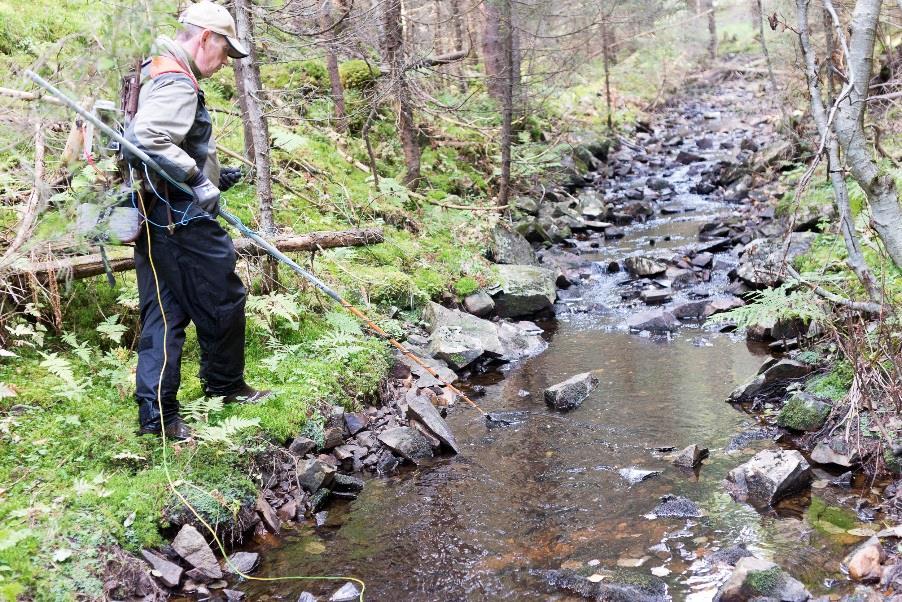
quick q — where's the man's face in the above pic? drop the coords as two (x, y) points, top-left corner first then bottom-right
(194, 30), (230, 78)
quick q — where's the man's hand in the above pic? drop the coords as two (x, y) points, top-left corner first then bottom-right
(187, 171), (221, 214)
(218, 166), (243, 192)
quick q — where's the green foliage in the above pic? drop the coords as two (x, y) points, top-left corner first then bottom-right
(776, 392), (831, 431)
(744, 567), (783, 596)
(707, 284), (826, 329)
(454, 276), (480, 298)
(339, 59), (380, 89)
(805, 362), (854, 401)
(263, 59), (329, 91)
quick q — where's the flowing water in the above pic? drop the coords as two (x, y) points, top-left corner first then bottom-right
(241, 82), (873, 601)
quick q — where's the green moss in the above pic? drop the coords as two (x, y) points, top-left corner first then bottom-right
(807, 496), (858, 532)
(805, 362), (853, 401)
(745, 567), (783, 595)
(339, 59), (380, 89)
(454, 276), (480, 298)
(776, 393), (830, 431)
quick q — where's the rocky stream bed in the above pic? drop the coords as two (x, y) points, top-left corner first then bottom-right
(136, 75), (902, 602)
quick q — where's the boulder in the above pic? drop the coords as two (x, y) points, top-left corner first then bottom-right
(626, 309), (679, 333)
(737, 234), (815, 288)
(141, 550), (183, 588)
(728, 359), (814, 403)
(810, 437), (860, 467)
(171, 524), (223, 580)
(715, 556), (810, 601)
(672, 444), (709, 468)
(843, 537), (886, 582)
(543, 372), (598, 411)
(496, 321), (548, 362)
(489, 223), (537, 265)
(653, 494), (702, 518)
(490, 265), (557, 318)
(725, 449), (812, 506)
(378, 427), (434, 464)
(537, 568), (669, 602)
(406, 396), (460, 453)
(463, 291), (495, 317)
(423, 302), (505, 369)
(297, 458), (336, 493)
(624, 256), (668, 277)
(777, 392), (831, 432)
(343, 412), (369, 436)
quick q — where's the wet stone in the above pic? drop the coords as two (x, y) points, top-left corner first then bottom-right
(288, 436), (316, 457)
(672, 444), (709, 469)
(725, 448), (812, 506)
(709, 544), (754, 567)
(716, 556), (810, 602)
(619, 468), (661, 485)
(307, 488), (331, 514)
(544, 372), (598, 411)
(297, 593), (316, 602)
(343, 412), (369, 436)
(653, 494), (702, 518)
(406, 396), (460, 453)
(376, 452), (400, 475)
(223, 552), (258, 576)
(330, 582), (361, 602)
(332, 473), (365, 493)
(378, 426), (435, 465)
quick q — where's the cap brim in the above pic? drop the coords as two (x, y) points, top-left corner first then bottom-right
(225, 37), (249, 59)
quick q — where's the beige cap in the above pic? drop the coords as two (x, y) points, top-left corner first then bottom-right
(179, 1), (249, 59)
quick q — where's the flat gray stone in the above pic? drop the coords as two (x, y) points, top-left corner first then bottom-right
(171, 524), (222, 580)
(406, 396), (460, 454)
(624, 256), (667, 277)
(544, 372), (598, 411)
(141, 549), (183, 588)
(377, 427), (434, 465)
(223, 551), (258, 576)
(619, 468), (661, 485)
(490, 264), (557, 318)
(725, 448), (812, 506)
(626, 309), (679, 333)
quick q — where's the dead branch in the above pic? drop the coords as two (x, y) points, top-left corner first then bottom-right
(8, 228), (384, 283)
(0, 124), (46, 272)
(784, 265), (883, 315)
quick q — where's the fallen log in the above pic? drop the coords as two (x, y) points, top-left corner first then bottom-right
(8, 227), (383, 282)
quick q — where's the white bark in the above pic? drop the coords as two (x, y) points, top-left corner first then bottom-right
(829, 0), (902, 267)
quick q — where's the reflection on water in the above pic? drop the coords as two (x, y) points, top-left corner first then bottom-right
(242, 321), (863, 601)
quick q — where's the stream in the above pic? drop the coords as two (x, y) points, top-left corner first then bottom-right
(240, 78), (871, 601)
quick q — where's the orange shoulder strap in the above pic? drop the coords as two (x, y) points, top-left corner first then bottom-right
(148, 56), (199, 91)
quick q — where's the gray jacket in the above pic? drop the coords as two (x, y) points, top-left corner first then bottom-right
(124, 36), (220, 194)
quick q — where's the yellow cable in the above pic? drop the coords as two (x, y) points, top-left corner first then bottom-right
(136, 187), (365, 600)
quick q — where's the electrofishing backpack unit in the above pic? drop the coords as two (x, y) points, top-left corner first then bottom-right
(73, 59), (145, 245)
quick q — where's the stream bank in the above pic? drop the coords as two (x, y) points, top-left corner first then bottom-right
(136, 73), (897, 602)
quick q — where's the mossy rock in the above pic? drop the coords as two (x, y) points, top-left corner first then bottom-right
(339, 59), (380, 89)
(776, 391), (831, 432)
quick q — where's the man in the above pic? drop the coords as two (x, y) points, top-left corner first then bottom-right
(125, 1), (271, 440)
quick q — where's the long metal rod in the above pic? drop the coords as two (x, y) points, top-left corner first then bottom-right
(25, 69), (491, 420)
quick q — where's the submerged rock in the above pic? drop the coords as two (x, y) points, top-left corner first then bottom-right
(490, 264), (558, 318)
(725, 449), (811, 506)
(715, 556), (809, 601)
(329, 581), (362, 602)
(544, 372), (598, 411)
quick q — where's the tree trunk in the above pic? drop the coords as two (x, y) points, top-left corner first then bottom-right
(795, 0), (881, 301)
(481, 1), (503, 99)
(383, 0), (422, 190)
(703, 0), (717, 60)
(602, 17), (613, 131)
(497, 0), (513, 207)
(827, 0), (902, 267)
(233, 0), (278, 289)
(447, 0), (467, 91)
(320, 0), (347, 132)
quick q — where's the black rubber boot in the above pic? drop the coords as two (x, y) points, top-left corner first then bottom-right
(137, 400), (192, 441)
(216, 382), (273, 405)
